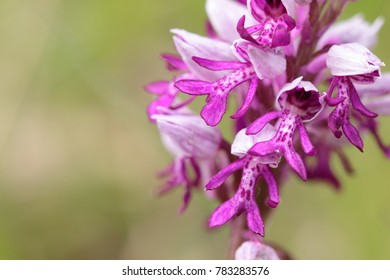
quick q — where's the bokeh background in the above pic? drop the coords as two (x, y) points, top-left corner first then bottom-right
(0, 0), (389, 259)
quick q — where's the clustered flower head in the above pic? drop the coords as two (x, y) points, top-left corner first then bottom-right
(145, 0), (390, 258)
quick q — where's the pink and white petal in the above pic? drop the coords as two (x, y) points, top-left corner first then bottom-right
(155, 113), (221, 158)
(355, 73), (390, 97)
(248, 46), (286, 80)
(317, 14), (384, 50)
(235, 241), (280, 260)
(206, 0), (254, 42)
(327, 43), (385, 76)
(232, 124), (277, 157)
(172, 29), (235, 81)
(364, 95), (390, 115)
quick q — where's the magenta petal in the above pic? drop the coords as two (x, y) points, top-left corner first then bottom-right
(262, 166), (279, 208)
(178, 186), (191, 214)
(326, 96), (346, 106)
(348, 80), (378, 118)
(297, 122), (316, 156)
(147, 94), (175, 122)
(283, 14), (296, 31)
(246, 111), (283, 135)
(248, 140), (278, 157)
(236, 15), (258, 44)
(246, 202), (264, 236)
(284, 148), (307, 180)
(174, 79), (212, 95)
(328, 109), (343, 138)
(247, 46), (286, 80)
(209, 196), (241, 227)
(231, 78), (258, 119)
(192, 56), (248, 70)
(161, 53), (187, 71)
(342, 122), (364, 152)
(206, 157), (247, 190)
(145, 81), (170, 95)
(201, 93), (229, 126)
(271, 25), (290, 48)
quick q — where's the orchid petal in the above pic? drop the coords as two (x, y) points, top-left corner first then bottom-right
(247, 45), (286, 80)
(246, 111), (283, 135)
(172, 29), (235, 81)
(209, 195), (241, 227)
(206, 0), (252, 42)
(284, 147), (307, 180)
(327, 43), (385, 77)
(342, 122), (364, 152)
(297, 121), (316, 156)
(206, 157), (247, 190)
(262, 166), (279, 208)
(231, 78), (258, 119)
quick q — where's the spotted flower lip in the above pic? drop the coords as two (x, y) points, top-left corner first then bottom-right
(174, 42), (286, 126)
(247, 77), (324, 180)
(326, 43), (385, 77)
(206, 127), (280, 235)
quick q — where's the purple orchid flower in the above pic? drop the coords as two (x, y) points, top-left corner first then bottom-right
(326, 42), (385, 151)
(246, 77), (325, 180)
(236, 0), (296, 48)
(206, 124), (280, 235)
(175, 41), (286, 126)
(154, 111), (221, 213)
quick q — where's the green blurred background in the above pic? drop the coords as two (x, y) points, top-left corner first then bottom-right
(0, 0), (389, 259)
